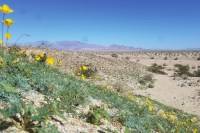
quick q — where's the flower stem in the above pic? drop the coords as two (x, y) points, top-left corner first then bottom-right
(1, 13), (5, 47)
(6, 27), (9, 46)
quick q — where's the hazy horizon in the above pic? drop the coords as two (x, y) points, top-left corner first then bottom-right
(1, 0), (200, 49)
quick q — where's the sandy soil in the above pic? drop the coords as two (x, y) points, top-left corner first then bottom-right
(134, 74), (200, 116)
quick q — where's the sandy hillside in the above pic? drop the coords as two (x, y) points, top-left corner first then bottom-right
(26, 48), (200, 117)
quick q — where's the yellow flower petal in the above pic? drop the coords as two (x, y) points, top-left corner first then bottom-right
(0, 4), (14, 14)
(81, 74), (86, 80)
(35, 55), (41, 61)
(4, 18), (14, 27)
(0, 39), (3, 45)
(46, 57), (55, 65)
(5, 33), (12, 40)
(193, 128), (198, 133)
(82, 65), (88, 71)
(191, 117), (198, 123)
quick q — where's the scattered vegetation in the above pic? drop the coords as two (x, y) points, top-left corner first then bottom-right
(75, 64), (97, 79)
(139, 74), (154, 88)
(125, 56), (130, 60)
(174, 57), (178, 60)
(193, 69), (200, 77)
(150, 57), (154, 59)
(111, 53), (118, 58)
(174, 64), (192, 77)
(147, 63), (167, 75)
(197, 57), (200, 61)
(86, 107), (109, 125)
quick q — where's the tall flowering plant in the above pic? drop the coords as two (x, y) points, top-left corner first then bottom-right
(0, 4), (14, 46)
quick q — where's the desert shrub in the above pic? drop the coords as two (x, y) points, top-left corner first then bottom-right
(75, 64), (97, 79)
(174, 64), (192, 77)
(8, 45), (21, 54)
(147, 63), (166, 75)
(86, 107), (110, 125)
(139, 74), (154, 88)
(197, 57), (200, 61)
(163, 63), (167, 67)
(150, 57), (154, 59)
(191, 66), (196, 69)
(111, 53), (118, 58)
(164, 57), (168, 60)
(125, 56), (130, 60)
(174, 57), (178, 60)
(193, 69), (200, 77)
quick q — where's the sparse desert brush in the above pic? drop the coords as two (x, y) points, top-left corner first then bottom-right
(75, 64), (97, 79)
(125, 56), (130, 60)
(147, 63), (167, 75)
(193, 69), (200, 77)
(174, 64), (192, 77)
(174, 57), (178, 60)
(197, 57), (200, 61)
(192, 66), (196, 69)
(86, 106), (110, 125)
(164, 56), (168, 60)
(150, 57), (154, 59)
(163, 63), (168, 67)
(139, 74), (154, 88)
(111, 53), (118, 58)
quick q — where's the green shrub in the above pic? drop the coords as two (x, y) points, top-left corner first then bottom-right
(174, 64), (192, 77)
(193, 69), (200, 77)
(174, 57), (178, 60)
(147, 63), (166, 75)
(86, 107), (110, 125)
(111, 53), (118, 58)
(75, 64), (97, 79)
(139, 74), (154, 88)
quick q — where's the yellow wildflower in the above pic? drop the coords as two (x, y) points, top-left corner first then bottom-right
(5, 33), (12, 39)
(80, 65), (88, 71)
(145, 98), (155, 112)
(0, 4), (14, 14)
(81, 74), (86, 80)
(0, 39), (3, 45)
(193, 128), (198, 133)
(148, 105), (154, 112)
(168, 114), (177, 123)
(38, 52), (45, 58)
(127, 94), (135, 101)
(4, 18), (14, 27)
(191, 117), (198, 123)
(157, 109), (167, 119)
(12, 58), (20, 64)
(46, 57), (55, 65)
(35, 55), (41, 61)
(0, 57), (4, 67)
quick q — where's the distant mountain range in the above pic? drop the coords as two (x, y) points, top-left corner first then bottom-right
(19, 41), (144, 51)
(15, 41), (200, 51)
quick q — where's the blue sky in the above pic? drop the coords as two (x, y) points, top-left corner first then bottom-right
(1, 0), (200, 49)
